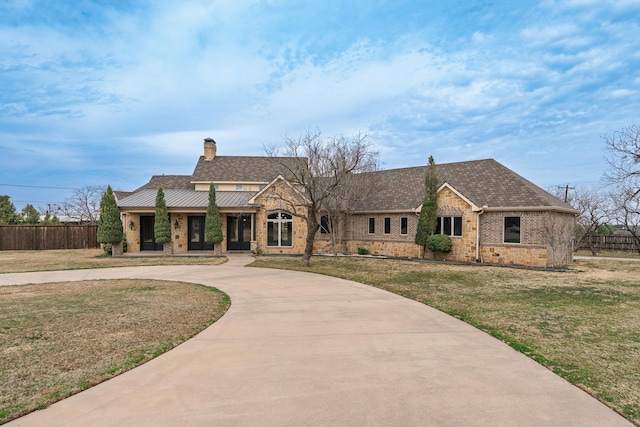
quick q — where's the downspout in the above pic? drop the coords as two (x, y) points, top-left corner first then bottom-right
(476, 207), (486, 262)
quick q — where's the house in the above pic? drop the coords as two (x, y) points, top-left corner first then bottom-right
(117, 138), (578, 267)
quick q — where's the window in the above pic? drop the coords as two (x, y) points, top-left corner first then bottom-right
(267, 212), (293, 246)
(213, 184), (219, 190)
(320, 215), (332, 234)
(384, 217), (391, 234)
(368, 217), (375, 234)
(504, 216), (521, 243)
(235, 184), (243, 190)
(436, 216), (463, 237)
(400, 217), (408, 235)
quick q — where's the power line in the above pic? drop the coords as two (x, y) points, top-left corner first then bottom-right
(0, 183), (76, 190)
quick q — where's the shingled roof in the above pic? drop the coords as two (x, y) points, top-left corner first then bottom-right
(191, 156), (305, 182)
(133, 175), (193, 192)
(360, 159), (576, 212)
(120, 154), (574, 214)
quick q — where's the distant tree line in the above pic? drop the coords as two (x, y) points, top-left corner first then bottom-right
(0, 185), (106, 225)
(552, 124), (640, 255)
(0, 195), (59, 225)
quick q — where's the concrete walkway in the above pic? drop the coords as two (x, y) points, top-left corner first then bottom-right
(3, 255), (632, 426)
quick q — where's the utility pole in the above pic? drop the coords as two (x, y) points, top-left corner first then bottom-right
(558, 185), (574, 203)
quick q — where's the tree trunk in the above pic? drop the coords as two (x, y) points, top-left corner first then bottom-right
(302, 216), (319, 267)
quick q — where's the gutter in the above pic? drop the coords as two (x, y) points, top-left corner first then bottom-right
(480, 206), (580, 215)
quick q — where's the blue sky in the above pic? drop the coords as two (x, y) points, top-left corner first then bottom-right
(1, 0), (639, 211)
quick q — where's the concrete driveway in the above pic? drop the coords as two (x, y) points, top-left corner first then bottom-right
(2, 255), (632, 426)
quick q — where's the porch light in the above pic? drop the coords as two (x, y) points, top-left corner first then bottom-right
(129, 220), (135, 230)
(174, 219), (179, 229)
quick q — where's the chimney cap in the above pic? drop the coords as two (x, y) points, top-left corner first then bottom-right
(204, 137), (216, 144)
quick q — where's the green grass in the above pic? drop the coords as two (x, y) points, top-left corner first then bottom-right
(0, 279), (230, 424)
(251, 255), (640, 426)
(0, 249), (227, 274)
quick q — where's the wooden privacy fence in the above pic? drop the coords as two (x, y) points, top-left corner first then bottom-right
(0, 225), (99, 251)
(576, 234), (639, 253)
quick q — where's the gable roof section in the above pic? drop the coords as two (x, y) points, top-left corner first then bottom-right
(248, 175), (310, 205)
(113, 191), (133, 201)
(117, 190), (255, 209)
(191, 156), (306, 183)
(360, 159), (576, 212)
(134, 175), (193, 192)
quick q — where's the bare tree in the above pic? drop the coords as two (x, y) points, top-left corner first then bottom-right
(604, 125), (640, 253)
(550, 186), (611, 255)
(61, 185), (106, 224)
(604, 125), (640, 193)
(265, 129), (379, 267)
(610, 185), (640, 254)
(543, 213), (575, 267)
(323, 168), (381, 255)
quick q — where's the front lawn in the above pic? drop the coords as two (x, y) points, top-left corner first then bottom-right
(251, 256), (640, 425)
(0, 249), (226, 274)
(0, 279), (230, 424)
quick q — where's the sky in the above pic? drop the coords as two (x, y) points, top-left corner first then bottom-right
(1, 0), (639, 211)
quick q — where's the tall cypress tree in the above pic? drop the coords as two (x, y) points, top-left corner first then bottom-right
(97, 185), (124, 244)
(205, 183), (223, 245)
(415, 156), (438, 251)
(154, 187), (172, 245)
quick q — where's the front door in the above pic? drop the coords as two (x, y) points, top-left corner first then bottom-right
(188, 216), (213, 251)
(227, 215), (252, 250)
(140, 216), (163, 251)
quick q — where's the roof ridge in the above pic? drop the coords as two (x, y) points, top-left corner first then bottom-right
(376, 158), (497, 173)
(198, 155), (305, 160)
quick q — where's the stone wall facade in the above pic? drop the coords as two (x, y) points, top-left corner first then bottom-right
(345, 187), (480, 262)
(253, 180), (308, 255)
(478, 210), (575, 267)
(122, 211), (198, 254)
(122, 212), (141, 253)
(120, 184), (575, 267)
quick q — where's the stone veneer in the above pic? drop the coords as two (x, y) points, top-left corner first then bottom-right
(121, 184), (574, 267)
(122, 212), (195, 254)
(478, 210), (574, 267)
(345, 187), (480, 262)
(252, 180), (308, 255)
(122, 212), (141, 253)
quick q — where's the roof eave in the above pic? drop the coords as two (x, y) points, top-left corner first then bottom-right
(481, 206), (580, 215)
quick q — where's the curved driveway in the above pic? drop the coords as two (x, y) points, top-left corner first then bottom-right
(3, 255), (632, 427)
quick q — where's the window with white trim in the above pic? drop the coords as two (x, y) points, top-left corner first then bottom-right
(384, 217), (391, 234)
(267, 212), (293, 246)
(436, 216), (463, 237)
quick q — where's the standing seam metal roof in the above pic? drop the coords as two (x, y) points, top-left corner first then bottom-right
(117, 190), (256, 209)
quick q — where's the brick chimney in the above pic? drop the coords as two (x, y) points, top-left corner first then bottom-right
(203, 138), (216, 161)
